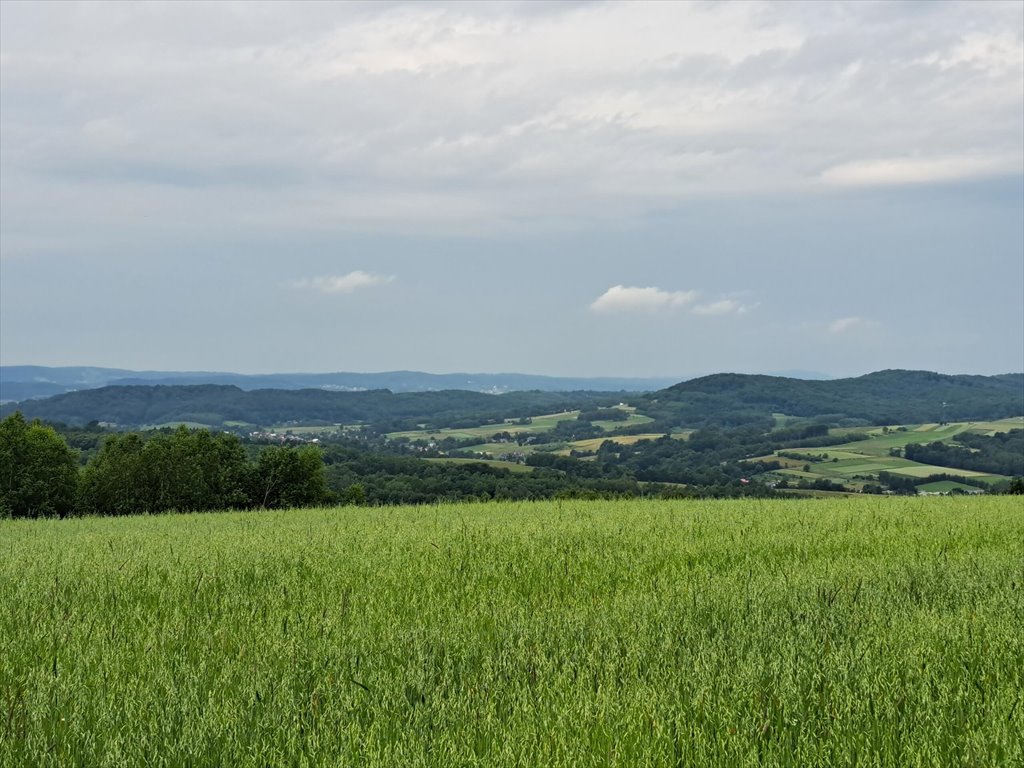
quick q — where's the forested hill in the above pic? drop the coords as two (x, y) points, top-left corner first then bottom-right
(640, 370), (1024, 428)
(3, 370), (1020, 432)
(0, 366), (677, 401)
(0, 384), (616, 430)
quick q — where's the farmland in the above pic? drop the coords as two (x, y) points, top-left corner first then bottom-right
(2, 497), (1022, 766)
(390, 407), (658, 465)
(754, 418), (1023, 491)
(387, 411), (582, 441)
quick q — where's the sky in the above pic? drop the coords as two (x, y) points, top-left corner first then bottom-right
(1, 0), (1022, 380)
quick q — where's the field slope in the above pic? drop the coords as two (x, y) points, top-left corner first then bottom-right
(2, 498), (1022, 767)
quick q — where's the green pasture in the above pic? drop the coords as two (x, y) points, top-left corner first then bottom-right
(556, 432), (688, 456)
(453, 442), (539, 458)
(387, 411), (581, 442)
(424, 457), (534, 473)
(268, 424), (343, 435)
(884, 464), (997, 480)
(916, 480), (983, 494)
(761, 418), (1021, 489)
(825, 423), (969, 456)
(590, 413), (655, 432)
(2, 498), (1021, 767)
(963, 416), (1024, 435)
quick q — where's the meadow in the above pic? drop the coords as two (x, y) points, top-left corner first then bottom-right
(758, 418), (1023, 490)
(2, 497), (1022, 767)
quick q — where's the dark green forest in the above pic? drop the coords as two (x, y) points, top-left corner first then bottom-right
(638, 370), (1024, 429)
(904, 430), (1024, 477)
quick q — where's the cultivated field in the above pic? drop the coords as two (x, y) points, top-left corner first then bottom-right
(387, 411), (581, 442)
(756, 418), (1022, 490)
(2, 498), (1022, 767)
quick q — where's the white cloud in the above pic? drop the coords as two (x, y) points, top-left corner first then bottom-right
(821, 154), (1023, 187)
(828, 316), (878, 334)
(691, 299), (756, 316)
(288, 271), (394, 294)
(590, 285), (698, 314)
(1, 1), (1020, 238)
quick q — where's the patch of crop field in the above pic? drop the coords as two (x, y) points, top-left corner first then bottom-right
(388, 411), (580, 442)
(794, 449), (866, 461)
(755, 454), (805, 468)
(424, 457), (534, 473)
(3, 498), (1022, 767)
(4, 499), (1019, 765)
(776, 468), (822, 479)
(567, 433), (672, 451)
(223, 420), (256, 428)
(591, 413), (655, 432)
(554, 432), (691, 457)
(962, 416), (1024, 435)
(885, 464), (995, 479)
(815, 461), (896, 476)
(826, 425), (875, 438)
(453, 442), (538, 457)
(269, 424), (343, 435)
(916, 480), (983, 494)
(822, 424), (971, 456)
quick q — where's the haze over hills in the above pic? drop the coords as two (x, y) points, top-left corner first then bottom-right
(0, 366), (684, 403)
(1, 365), (831, 403)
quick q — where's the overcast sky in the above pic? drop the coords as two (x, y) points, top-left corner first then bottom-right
(2, 0), (1021, 379)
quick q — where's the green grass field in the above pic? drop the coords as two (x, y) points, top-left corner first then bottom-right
(387, 411), (581, 442)
(555, 432), (690, 456)
(2, 498), (1022, 767)
(760, 418), (1022, 490)
(389, 409), (655, 446)
(915, 480), (982, 494)
(590, 413), (655, 432)
(452, 442), (540, 458)
(424, 457), (535, 473)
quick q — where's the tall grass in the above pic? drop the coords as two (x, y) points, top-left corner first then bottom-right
(2, 497), (1022, 766)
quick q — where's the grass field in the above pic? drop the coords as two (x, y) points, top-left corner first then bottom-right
(759, 418), (1021, 490)
(424, 457), (535, 473)
(452, 442), (540, 458)
(915, 480), (981, 494)
(2, 498), (1022, 767)
(590, 413), (655, 432)
(387, 411), (581, 442)
(388, 409), (655, 446)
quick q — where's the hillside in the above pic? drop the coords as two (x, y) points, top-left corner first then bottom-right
(639, 370), (1024, 428)
(0, 366), (677, 402)
(4, 370), (1021, 433)
(0, 384), (616, 430)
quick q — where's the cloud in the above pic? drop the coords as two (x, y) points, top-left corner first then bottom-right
(821, 154), (1023, 187)
(288, 271), (394, 294)
(828, 316), (879, 334)
(1, 1), (1020, 239)
(691, 299), (757, 316)
(590, 285), (698, 314)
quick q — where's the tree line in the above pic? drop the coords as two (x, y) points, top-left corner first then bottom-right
(1, 413), (328, 518)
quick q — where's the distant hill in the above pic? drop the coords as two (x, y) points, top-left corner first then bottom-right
(2, 369), (1019, 432)
(640, 370), (1024, 428)
(0, 384), (618, 430)
(0, 366), (678, 402)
